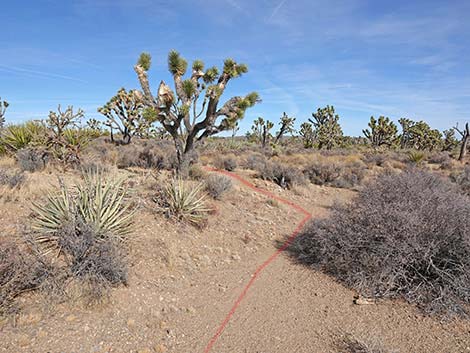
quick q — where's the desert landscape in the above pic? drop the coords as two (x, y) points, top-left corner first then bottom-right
(2, 1), (470, 352)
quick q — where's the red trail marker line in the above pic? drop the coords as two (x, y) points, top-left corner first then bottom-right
(203, 167), (312, 353)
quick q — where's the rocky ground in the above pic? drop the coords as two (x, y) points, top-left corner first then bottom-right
(1, 168), (470, 353)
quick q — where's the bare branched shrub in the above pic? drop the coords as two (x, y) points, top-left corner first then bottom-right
(214, 156), (237, 171)
(188, 164), (207, 181)
(255, 160), (305, 189)
(16, 148), (49, 172)
(0, 239), (52, 315)
(303, 161), (365, 189)
(57, 221), (128, 300)
(289, 169), (470, 317)
(205, 174), (232, 199)
(361, 153), (387, 167)
(450, 166), (470, 196)
(428, 152), (451, 165)
(0, 169), (25, 188)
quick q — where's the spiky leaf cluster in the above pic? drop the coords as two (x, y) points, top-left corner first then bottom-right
(0, 97), (8, 129)
(137, 52), (152, 71)
(168, 50), (188, 76)
(32, 172), (134, 255)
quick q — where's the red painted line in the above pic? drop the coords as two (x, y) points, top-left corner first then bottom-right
(203, 167), (312, 353)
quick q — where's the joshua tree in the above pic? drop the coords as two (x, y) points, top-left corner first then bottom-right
(47, 105), (83, 139)
(98, 88), (154, 144)
(46, 105), (86, 164)
(299, 122), (315, 148)
(86, 118), (103, 133)
(453, 122), (469, 161)
(363, 116), (398, 148)
(247, 117), (273, 147)
(0, 98), (9, 129)
(442, 129), (459, 152)
(309, 105), (343, 150)
(399, 118), (442, 151)
(133, 50), (259, 173)
(273, 112), (295, 145)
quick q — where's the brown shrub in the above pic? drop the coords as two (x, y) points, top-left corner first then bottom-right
(450, 166), (470, 196)
(289, 169), (470, 317)
(205, 174), (232, 199)
(303, 160), (365, 189)
(255, 160), (305, 189)
(0, 169), (25, 188)
(0, 239), (52, 315)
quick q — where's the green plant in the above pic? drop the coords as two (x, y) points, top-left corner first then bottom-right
(158, 178), (211, 226)
(309, 105), (343, 150)
(299, 122), (315, 148)
(134, 50), (259, 174)
(273, 112), (296, 145)
(399, 118), (442, 150)
(407, 150), (426, 164)
(98, 88), (152, 144)
(0, 97), (8, 129)
(362, 116), (398, 148)
(247, 117), (274, 147)
(1, 121), (46, 152)
(32, 173), (134, 254)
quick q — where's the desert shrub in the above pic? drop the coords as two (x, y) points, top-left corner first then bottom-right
(361, 153), (387, 167)
(32, 172), (134, 253)
(244, 153), (267, 170)
(214, 156), (237, 171)
(205, 174), (232, 199)
(156, 178), (211, 227)
(0, 239), (52, 315)
(303, 161), (365, 189)
(428, 151), (451, 165)
(256, 160), (304, 189)
(0, 169), (25, 188)
(57, 221), (127, 299)
(450, 167), (470, 196)
(188, 164), (207, 180)
(289, 169), (470, 317)
(16, 148), (49, 172)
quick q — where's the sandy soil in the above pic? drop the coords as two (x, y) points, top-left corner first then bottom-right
(1, 169), (470, 353)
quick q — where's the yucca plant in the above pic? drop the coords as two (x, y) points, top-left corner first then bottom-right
(0, 121), (46, 152)
(407, 150), (426, 164)
(32, 172), (134, 254)
(159, 178), (212, 226)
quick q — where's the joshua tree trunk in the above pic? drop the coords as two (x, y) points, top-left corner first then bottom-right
(454, 122), (469, 162)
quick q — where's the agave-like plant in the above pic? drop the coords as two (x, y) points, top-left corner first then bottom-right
(407, 150), (426, 164)
(162, 178), (211, 226)
(1, 121), (47, 152)
(32, 172), (134, 254)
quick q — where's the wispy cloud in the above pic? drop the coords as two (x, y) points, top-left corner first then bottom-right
(0, 64), (87, 83)
(268, 0), (288, 21)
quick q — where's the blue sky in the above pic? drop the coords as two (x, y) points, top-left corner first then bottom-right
(1, 0), (469, 136)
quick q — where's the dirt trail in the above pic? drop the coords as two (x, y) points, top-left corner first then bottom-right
(1, 170), (470, 353)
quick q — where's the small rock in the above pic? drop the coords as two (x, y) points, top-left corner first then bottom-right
(155, 344), (167, 353)
(127, 318), (136, 328)
(137, 348), (152, 353)
(65, 314), (77, 322)
(17, 334), (30, 347)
